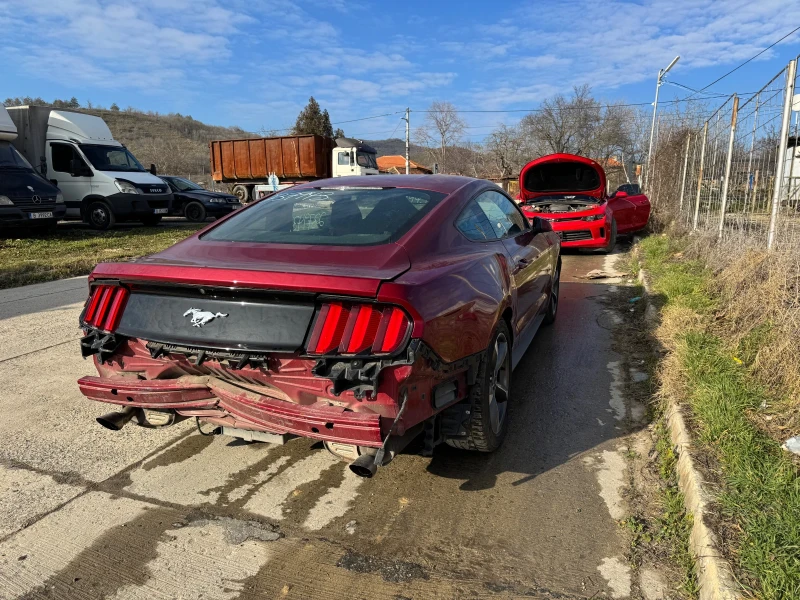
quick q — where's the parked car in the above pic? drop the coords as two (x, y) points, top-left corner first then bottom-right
(76, 175), (561, 477)
(517, 153), (650, 252)
(7, 106), (171, 229)
(160, 176), (241, 222)
(0, 105), (65, 231)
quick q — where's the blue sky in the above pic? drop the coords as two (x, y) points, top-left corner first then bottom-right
(2, 0), (799, 139)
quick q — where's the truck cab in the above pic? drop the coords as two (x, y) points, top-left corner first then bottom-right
(332, 140), (380, 177)
(7, 106), (172, 229)
(0, 105), (65, 231)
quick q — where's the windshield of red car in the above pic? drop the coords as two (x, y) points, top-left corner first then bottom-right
(523, 162), (600, 193)
(202, 186), (446, 246)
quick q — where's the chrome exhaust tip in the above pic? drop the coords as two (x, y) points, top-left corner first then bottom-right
(96, 406), (139, 431)
(349, 453), (379, 478)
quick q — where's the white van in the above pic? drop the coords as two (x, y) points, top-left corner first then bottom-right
(7, 106), (172, 229)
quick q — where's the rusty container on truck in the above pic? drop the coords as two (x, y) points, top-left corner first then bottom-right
(210, 134), (334, 184)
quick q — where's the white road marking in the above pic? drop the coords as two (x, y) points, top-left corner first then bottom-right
(607, 360), (626, 421)
(109, 519), (272, 600)
(244, 451), (338, 520)
(0, 492), (149, 599)
(303, 463), (364, 530)
(583, 449), (627, 521)
(597, 556), (632, 598)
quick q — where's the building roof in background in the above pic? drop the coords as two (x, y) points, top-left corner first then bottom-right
(377, 155), (432, 173)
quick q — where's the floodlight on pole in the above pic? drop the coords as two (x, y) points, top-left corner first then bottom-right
(645, 55), (680, 189)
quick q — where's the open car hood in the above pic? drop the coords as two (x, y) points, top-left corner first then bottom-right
(518, 153), (606, 202)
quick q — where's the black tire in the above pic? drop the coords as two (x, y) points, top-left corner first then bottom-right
(140, 215), (162, 226)
(543, 258), (561, 325)
(184, 201), (207, 223)
(446, 321), (512, 453)
(87, 201), (115, 230)
(601, 218), (617, 254)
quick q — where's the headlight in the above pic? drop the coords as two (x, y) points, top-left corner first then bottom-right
(0, 195), (12, 206)
(56, 193), (64, 204)
(114, 179), (140, 194)
(583, 214), (605, 221)
(208, 197), (227, 203)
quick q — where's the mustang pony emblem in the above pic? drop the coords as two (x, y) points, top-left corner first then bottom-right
(183, 308), (228, 327)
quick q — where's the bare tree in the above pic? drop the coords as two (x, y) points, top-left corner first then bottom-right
(486, 124), (530, 179)
(414, 101), (466, 173)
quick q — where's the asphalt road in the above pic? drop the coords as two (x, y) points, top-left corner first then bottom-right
(0, 247), (657, 600)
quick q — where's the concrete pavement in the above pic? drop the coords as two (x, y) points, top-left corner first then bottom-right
(0, 249), (659, 599)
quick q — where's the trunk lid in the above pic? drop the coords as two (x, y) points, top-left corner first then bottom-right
(518, 153), (607, 202)
(89, 241), (412, 352)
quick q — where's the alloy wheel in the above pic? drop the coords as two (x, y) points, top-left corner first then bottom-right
(488, 333), (510, 435)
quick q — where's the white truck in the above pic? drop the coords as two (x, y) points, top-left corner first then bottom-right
(7, 106), (172, 229)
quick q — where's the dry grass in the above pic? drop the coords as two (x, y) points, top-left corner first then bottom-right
(683, 232), (800, 422)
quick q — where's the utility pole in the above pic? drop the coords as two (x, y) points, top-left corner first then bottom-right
(645, 55), (680, 190)
(403, 108), (410, 174)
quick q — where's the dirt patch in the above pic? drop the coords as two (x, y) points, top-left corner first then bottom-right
(336, 550), (428, 583)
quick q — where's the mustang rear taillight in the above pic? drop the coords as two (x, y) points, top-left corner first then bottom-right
(307, 302), (412, 356)
(82, 285), (129, 332)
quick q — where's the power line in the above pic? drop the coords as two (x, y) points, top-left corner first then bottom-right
(681, 25), (800, 100)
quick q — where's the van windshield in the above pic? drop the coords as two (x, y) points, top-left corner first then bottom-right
(79, 144), (145, 172)
(203, 186), (446, 246)
(0, 142), (34, 171)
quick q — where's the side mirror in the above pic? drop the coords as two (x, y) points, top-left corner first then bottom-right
(149, 163), (157, 175)
(614, 190), (628, 198)
(531, 216), (544, 234)
(70, 158), (92, 177)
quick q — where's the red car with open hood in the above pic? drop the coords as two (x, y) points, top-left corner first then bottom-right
(77, 175), (561, 477)
(517, 153), (650, 251)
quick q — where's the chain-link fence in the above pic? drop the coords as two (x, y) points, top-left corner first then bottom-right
(660, 57), (800, 250)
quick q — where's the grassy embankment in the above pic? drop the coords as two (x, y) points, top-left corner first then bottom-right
(639, 234), (800, 600)
(0, 225), (202, 289)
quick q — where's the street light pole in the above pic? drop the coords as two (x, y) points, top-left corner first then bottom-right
(645, 55), (679, 190)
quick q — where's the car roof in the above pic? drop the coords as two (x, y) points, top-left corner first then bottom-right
(291, 174), (480, 196)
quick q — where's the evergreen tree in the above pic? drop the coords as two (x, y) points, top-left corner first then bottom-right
(67, 96), (80, 108)
(110, 102), (120, 111)
(334, 127), (345, 139)
(292, 97), (334, 138)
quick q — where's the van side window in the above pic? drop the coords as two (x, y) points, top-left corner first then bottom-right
(337, 152), (350, 166)
(51, 143), (86, 174)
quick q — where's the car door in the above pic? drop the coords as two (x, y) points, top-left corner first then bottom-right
(608, 190), (637, 233)
(629, 191), (651, 230)
(473, 190), (548, 343)
(49, 142), (93, 218)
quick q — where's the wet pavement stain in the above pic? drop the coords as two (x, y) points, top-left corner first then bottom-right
(16, 506), (178, 600)
(139, 431), (216, 471)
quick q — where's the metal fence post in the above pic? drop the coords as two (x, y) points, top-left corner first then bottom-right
(768, 59), (797, 250)
(693, 122), (709, 230)
(678, 132), (691, 216)
(717, 95), (739, 239)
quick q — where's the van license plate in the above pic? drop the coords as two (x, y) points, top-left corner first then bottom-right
(29, 212), (54, 219)
(154, 208), (168, 214)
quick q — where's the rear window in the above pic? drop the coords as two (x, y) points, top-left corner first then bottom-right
(203, 186), (446, 246)
(524, 161), (601, 193)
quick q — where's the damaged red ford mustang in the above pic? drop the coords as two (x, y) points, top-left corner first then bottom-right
(517, 153), (650, 252)
(77, 175), (560, 477)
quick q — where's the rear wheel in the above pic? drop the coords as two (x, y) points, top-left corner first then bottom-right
(140, 215), (162, 226)
(446, 322), (511, 452)
(232, 185), (250, 203)
(543, 259), (561, 325)
(602, 218), (617, 254)
(87, 201), (115, 230)
(184, 201), (207, 223)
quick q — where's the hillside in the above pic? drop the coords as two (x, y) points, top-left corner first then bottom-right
(2, 98), (431, 182)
